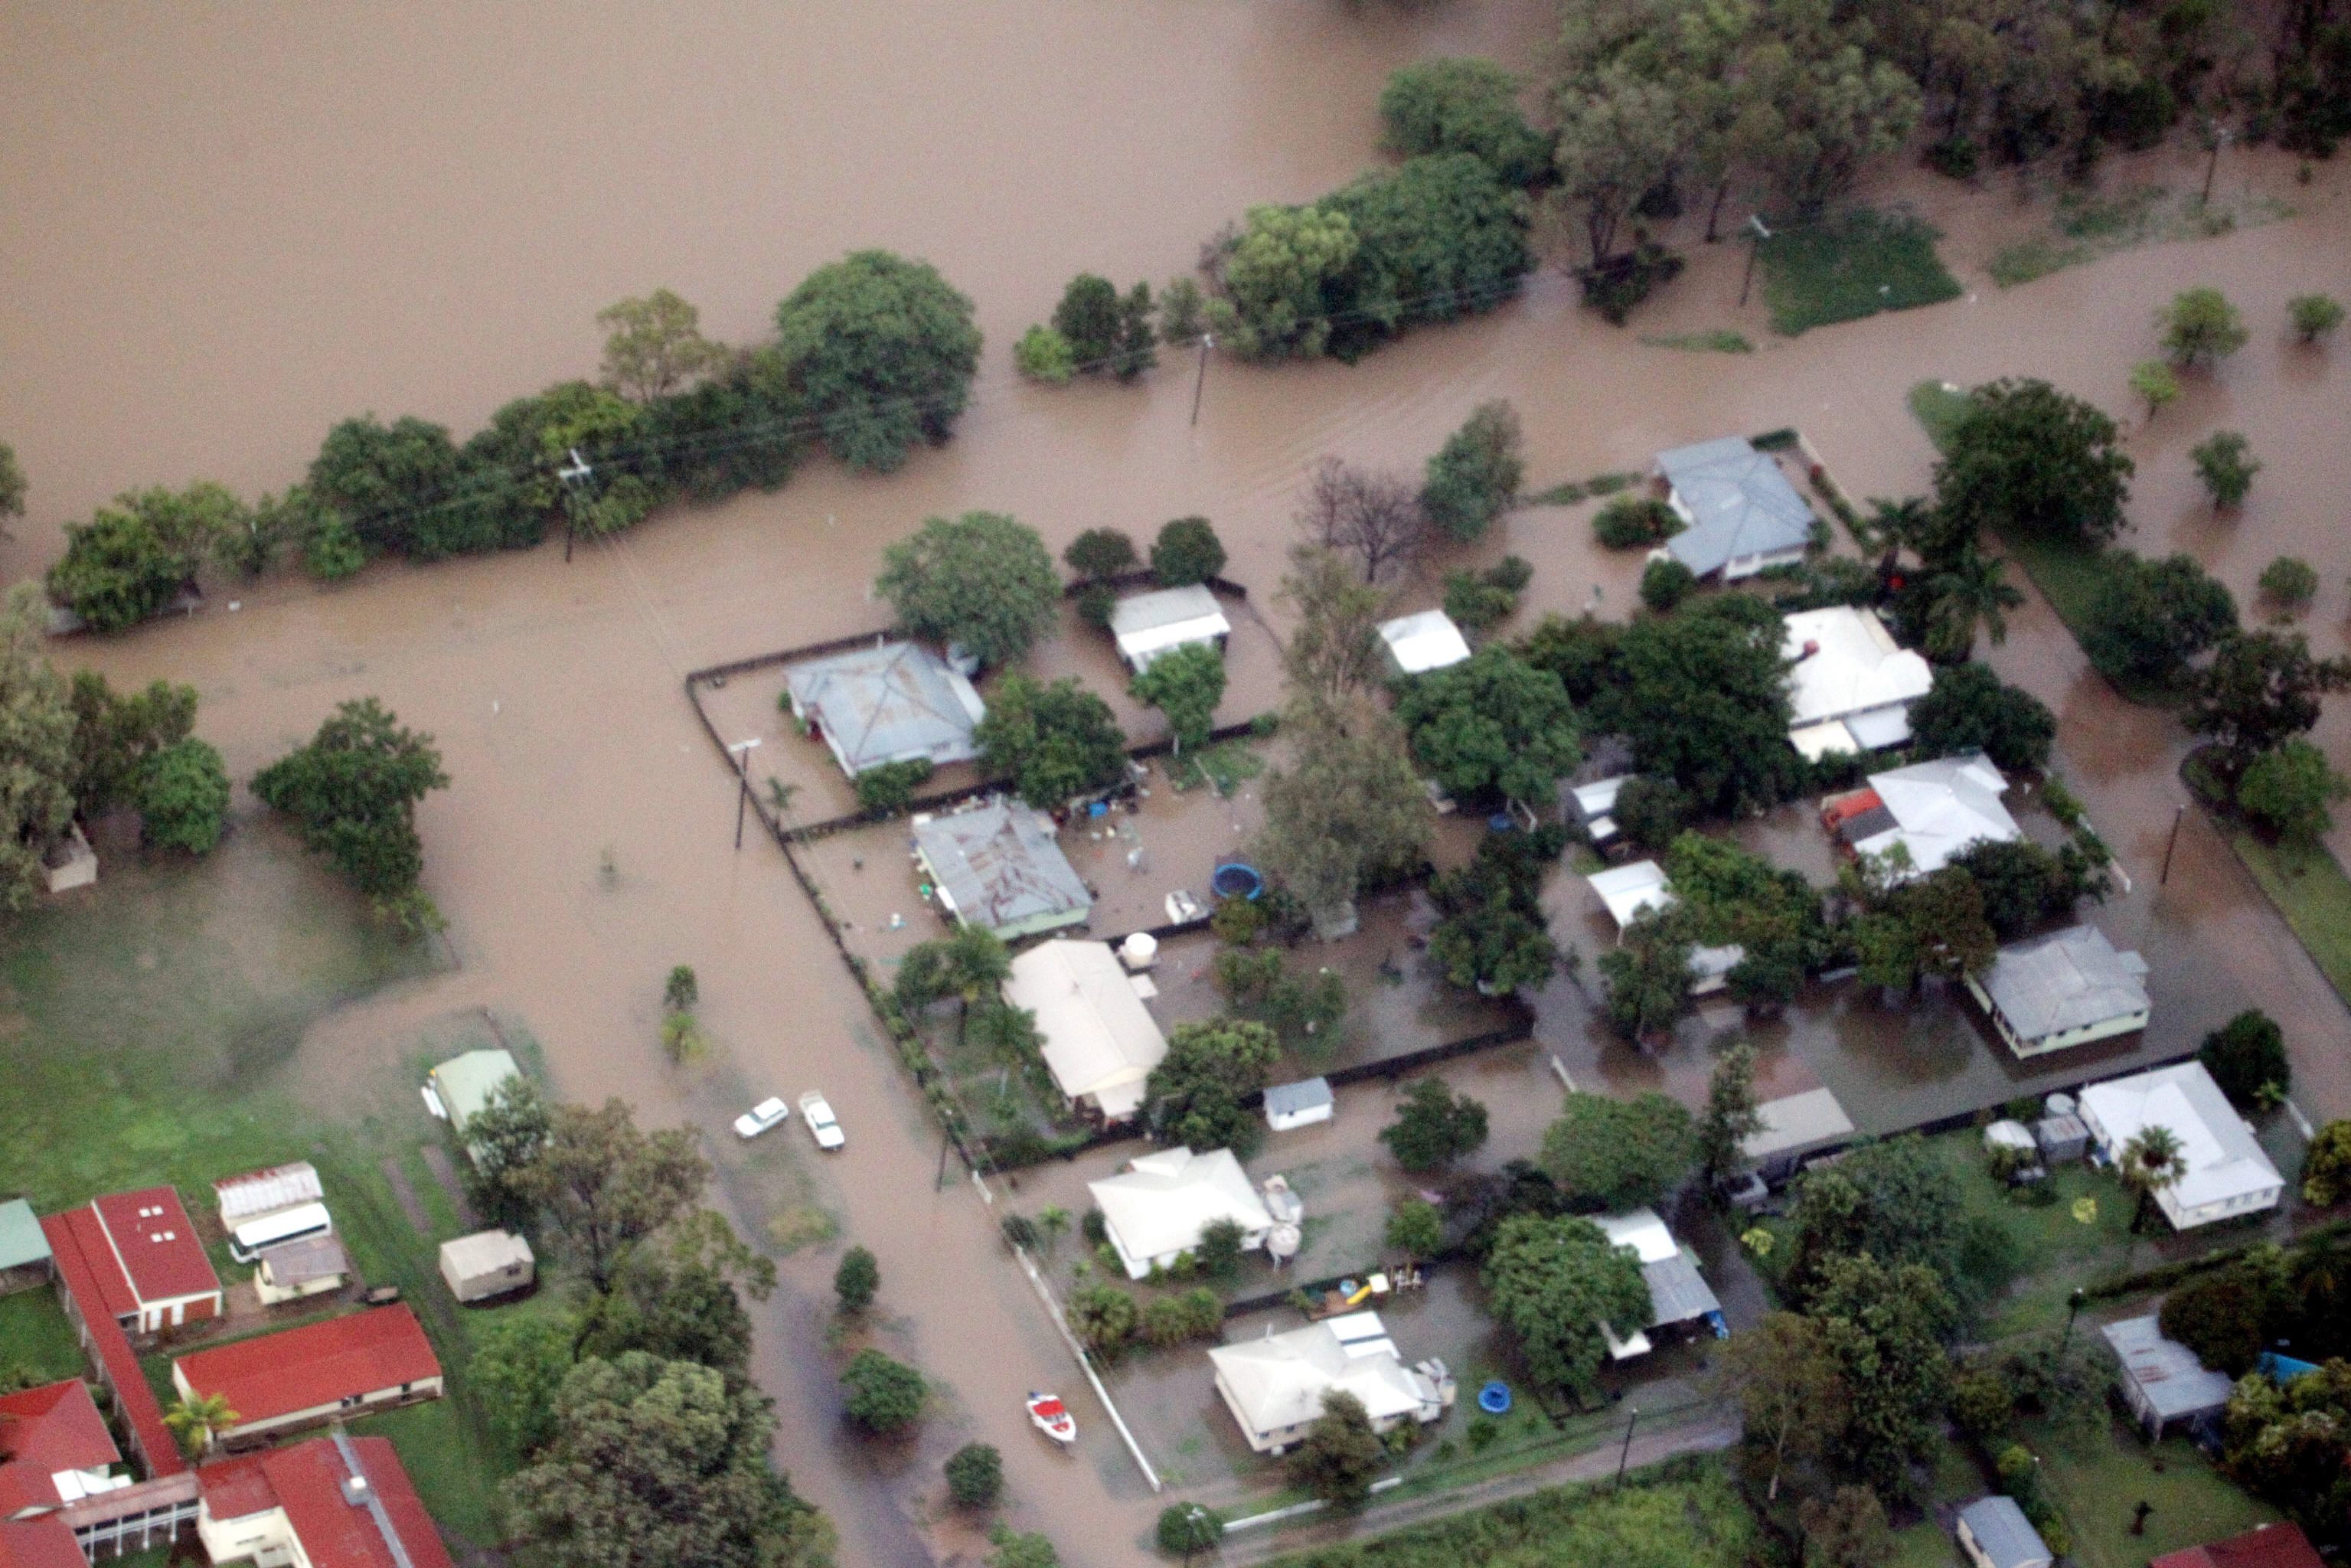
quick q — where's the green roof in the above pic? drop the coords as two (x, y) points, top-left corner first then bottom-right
(0, 1197), (52, 1272)
(431, 1049), (523, 1135)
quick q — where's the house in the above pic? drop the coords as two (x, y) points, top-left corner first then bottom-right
(198, 1433), (454, 1568)
(1003, 939), (1167, 1124)
(426, 1048), (522, 1149)
(1087, 1148), (1275, 1279)
(213, 1163), (324, 1230)
(1208, 1312), (1446, 1454)
(913, 801), (1093, 939)
(2101, 1314), (2236, 1439)
(38, 1189), (220, 1334)
(1377, 611), (1472, 678)
(1955, 1495), (2053, 1568)
(439, 1230), (534, 1304)
(1109, 585), (1231, 674)
(1654, 436), (1817, 582)
(1585, 861), (1745, 995)
(0, 1518), (85, 1568)
(1593, 1209), (1722, 1359)
(2150, 1523), (2327, 1568)
(1263, 1077), (1334, 1132)
(34, 1213), (185, 1479)
(253, 1236), (351, 1307)
(1825, 754), (2020, 878)
(171, 1305), (443, 1450)
(1967, 926), (2151, 1059)
(2078, 1063), (2283, 1229)
(0, 1200), (51, 1296)
(1782, 607), (1934, 760)
(0, 1380), (125, 1517)
(782, 639), (987, 778)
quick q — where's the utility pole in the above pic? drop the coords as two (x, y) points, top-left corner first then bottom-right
(728, 738), (762, 850)
(1189, 333), (1215, 427)
(2059, 1287), (2088, 1357)
(2200, 126), (2232, 207)
(1738, 216), (1772, 309)
(1615, 1406), (1640, 1490)
(2160, 802), (2186, 886)
(557, 446), (593, 564)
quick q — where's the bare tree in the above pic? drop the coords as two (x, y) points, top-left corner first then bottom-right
(1279, 545), (1389, 706)
(1296, 457), (1428, 584)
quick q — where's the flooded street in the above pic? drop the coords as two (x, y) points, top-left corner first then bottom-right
(5, 2), (2351, 1563)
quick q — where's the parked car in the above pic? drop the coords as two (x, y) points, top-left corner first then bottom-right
(798, 1090), (844, 1150)
(734, 1096), (790, 1139)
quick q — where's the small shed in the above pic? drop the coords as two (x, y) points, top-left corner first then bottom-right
(214, 1163), (325, 1229)
(1377, 611), (1472, 678)
(253, 1235), (350, 1307)
(439, 1230), (535, 1304)
(0, 1198), (54, 1295)
(2033, 1112), (2088, 1165)
(1264, 1078), (1334, 1132)
(1956, 1496), (2053, 1568)
(1109, 585), (1231, 674)
(1739, 1088), (1858, 1184)
(2103, 1314), (2234, 1439)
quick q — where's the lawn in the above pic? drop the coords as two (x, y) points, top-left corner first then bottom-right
(1987, 182), (2296, 289)
(2225, 828), (2351, 1010)
(1906, 380), (1971, 455)
(0, 1288), (85, 1385)
(2033, 1422), (2276, 1568)
(1761, 208), (1963, 336)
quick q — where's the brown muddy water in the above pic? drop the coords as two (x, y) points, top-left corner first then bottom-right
(5, 2), (2351, 1563)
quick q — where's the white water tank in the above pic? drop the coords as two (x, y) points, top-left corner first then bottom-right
(1266, 1223), (1302, 1263)
(1120, 931), (1159, 971)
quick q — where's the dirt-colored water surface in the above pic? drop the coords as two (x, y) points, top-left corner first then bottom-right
(6, 2), (2351, 1563)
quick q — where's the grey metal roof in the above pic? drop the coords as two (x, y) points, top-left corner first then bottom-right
(2101, 1314), (2235, 1420)
(914, 802), (1092, 934)
(1957, 1496), (2050, 1568)
(1979, 925), (2150, 1041)
(0, 1198), (51, 1272)
(1263, 1078), (1333, 1118)
(1657, 436), (1817, 577)
(1641, 1253), (1721, 1325)
(783, 641), (986, 776)
(257, 1233), (350, 1287)
(1741, 1088), (1858, 1162)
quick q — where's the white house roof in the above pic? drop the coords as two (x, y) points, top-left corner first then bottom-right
(782, 640), (986, 776)
(2079, 1063), (2282, 1214)
(1209, 1312), (1439, 1436)
(1004, 939), (1167, 1120)
(1783, 607), (1933, 730)
(1595, 1208), (1680, 1264)
(1978, 925), (2150, 1041)
(1852, 753), (2022, 876)
(1378, 611), (1472, 675)
(1109, 586), (1230, 670)
(1596, 1208), (1720, 1327)
(1657, 436), (1817, 577)
(1588, 861), (1673, 930)
(1088, 1146), (1273, 1263)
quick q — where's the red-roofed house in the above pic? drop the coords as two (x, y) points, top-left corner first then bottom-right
(0, 1516), (85, 1568)
(172, 1307), (442, 1450)
(41, 1189), (220, 1335)
(2150, 1523), (2327, 1568)
(34, 1216), (185, 1479)
(198, 1434), (453, 1568)
(0, 1379), (121, 1517)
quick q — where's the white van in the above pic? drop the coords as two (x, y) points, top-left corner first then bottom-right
(228, 1200), (333, 1264)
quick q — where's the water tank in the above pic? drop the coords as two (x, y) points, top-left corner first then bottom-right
(1120, 931), (1159, 971)
(1266, 1223), (1302, 1263)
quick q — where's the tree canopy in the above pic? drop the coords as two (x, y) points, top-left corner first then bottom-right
(773, 250), (982, 472)
(973, 674), (1127, 808)
(1286, 1391), (1387, 1510)
(1908, 662), (2056, 773)
(876, 511), (1060, 669)
(1933, 379), (2133, 547)
(1151, 517), (1226, 587)
(1397, 645), (1580, 805)
(2187, 629), (2351, 776)
(1131, 643), (1226, 752)
(1481, 1214), (1652, 1403)
(1592, 597), (1801, 816)
(597, 289), (726, 402)
(0, 586), (77, 912)
(1143, 1019), (1281, 1158)
(2083, 550), (2238, 690)
(1255, 696), (1429, 916)
(250, 697), (447, 923)
(1540, 1091), (1698, 1210)
(48, 483), (244, 632)
(1379, 57), (1553, 185)
(1380, 1076), (1491, 1172)
(1421, 400), (1525, 542)
(1427, 828), (1562, 995)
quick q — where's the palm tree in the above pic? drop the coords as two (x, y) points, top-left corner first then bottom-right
(1037, 1205), (1072, 1262)
(2118, 1125), (2189, 1239)
(1922, 546), (2025, 662)
(1866, 495), (1941, 581)
(163, 1391), (238, 1457)
(942, 925), (1013, 1047)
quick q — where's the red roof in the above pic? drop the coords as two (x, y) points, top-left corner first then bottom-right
(87, 1188), (218, 1306)
(0, 1380), (120, 1514)
(200, 1436), (452, 1568)
(35, 1214), (183, 1478)
(0, 1517), (85, 1568)
(175, 1306), (440, 1427)
(2151, 1524), (2326, 1568)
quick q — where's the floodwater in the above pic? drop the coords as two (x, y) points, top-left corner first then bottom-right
(5, 2), (2351, 1563)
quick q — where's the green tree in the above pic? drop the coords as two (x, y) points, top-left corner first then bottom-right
(1845, 861), (1997, 992)
(162, 1390), (238, 1457)
(1800, 1485), (1892, 1568)
(67, 670), (198, 815)
(0, 442), (24, 527)
(663, 965), (699, 1014)
(459, 1076), (552, 1233)
(877, 511), (1060, 668)
(1427, 831), (1561, 995)
(2082, 551), (2237, 689)
(2187, 630), (2351, 776)
(2160, 286), (2248, 368)
(1157, 278), (1208, 346)
(1255, 696), (1429, 916)
(1143, 1018), (1280, 1157)
(1807, 1253), (1958, 1499)
(1151, 517), (1226, 588)
(470, 1312), (576, 1459)
(2129, 358), (2180, 420)
(1380, 57), (1551, 185)
(1067, 1282), (1139, 1357)
(1211, 203), (1360, 360)
(1483, 1214), (1652, 1402)
(1784, 1135), (1967, 1303)
(1719, 1312), (1850, 1503)
(1286, 1391), (1386, 1510)
(2260, 557), (2320, 619)
(1380, 1077), (1490, 1172)
(1541, 1091), (1697, 1210)
(2238, 740), (2349, 844)
(460, 384), (654, 549)
(1444, 567), (1519, 635)
(250, 697), (448, 918)
(1318, 155), (1532, 353)
(1278, 546), (1388, 706)
(1605, 597), (1801, 815)
(834, 1245), (880, 1315)
(2192, 430), (2261, 511)
(2119, 1123), (2189, 1233)
(1131, 642), (1226, 752)
(1156, 1504), (1225, 1558)
(1421, 400), (1525, 542)
(1397, 645), (1579, 805)
(945, 1442), (1003, 1508)
(1641, 557), (1697, 614)
(1908, 662), (2055, 772)
(508, 1352), (829, 1567)
(596, 289), (724, 402)
(1934, 379), (2133, 547)
(521, 1098), (710, 1293)
(1194, 1218), (1246, 1282)
(1592, 495), (1681, 548)
(1113, 283), (1159, 380)
(1918, 545), (2023, 661)
(2302, 1120), (2351, 1206)
(2288, 293), (2346, 345)
(986, 1528), (1061, 1568)
(1948, 838), (2097, 941)
(841, 1348), (926, 1434)
(1551, 67), (1688, 269)
(973, 674), (1126, 807)
(136, 738), (230, 855)
(1386, 1197), (1445, 1260)
(1051, 275), (1123, 368)
(1064, 528), (1136, 581)
(307, 413), (473, 559)
(1611, 776), (1693, 850)
(1014, 325), (1076, 384)
(774, 250), (982, 472)
(577, 1210), (774, 1374)
(1600, 910), (1696, 1040)
(48, 482), (244, 632)
(1697, 1043), (1764, 1187)
(2199, 1010), (2289, 1112)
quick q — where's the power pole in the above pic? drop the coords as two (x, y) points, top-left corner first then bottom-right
(2200, 126), (2231, 207)
(556, 446), (593, 564)
(1738, 215), (1772, 309)
(1615, 1406), (1640, 1490)
(728, 738), (762, 850)
(1189, 333), (1215, 427)
(2160, 802), (2186, 886)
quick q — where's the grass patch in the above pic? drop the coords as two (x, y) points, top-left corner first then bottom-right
(352, 1396), (505, 1547)
(1762, 207), (1963, 336)
(1989, 183), (2296, 289)
(1912, 1131), (2137, 1336)
(1907, 380), (1973, 455)
(0, 1289), (86, 1384)
(1167, 739), (1266, 797)
(1987, 235), (2088, 289)
(1640, 329), (1755, 354)
(2225, 830), (2351, 1008)
(2033, 1422), (2275, 1568)
(1525, 470), (1644, 508)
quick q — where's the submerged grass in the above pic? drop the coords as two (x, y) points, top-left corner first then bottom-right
(1907, 380), (1972, 454)
(1762, 207), (1963, 335)
(2225, 829), (2351, 1009)
(1989, 182), (2295, 288)
(1638, 329), (1755, 354)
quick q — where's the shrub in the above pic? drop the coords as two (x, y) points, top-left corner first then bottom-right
(1064, 527), (1137, 581)
(2288, 293), (2346, 345)
(1140, 1288), (1225, 1348)
(1576, 243), (1685, 325)
(1156, 1504), (1225, 1557)
(1421, 401), (1524, 542)
(834, 1246), (880, 1314)
(1593, 495), (1680, 548)
(2259, 556), (2318, 617)
(2160, 286), (2248, 368)
(1377, 58), (1550, 186)
(1194, 1218), (1246, 1282)
(1641, 557), (1696, 613)
(2192, 431), (2260, 510)
(1014, 325), (1076, 384)
(1443, 569), (1516, 635)
(945, 1442), (1004, 1508)
(1074, 581), (1117, 630)
(136, 737), (230, 855)
(1151, 517), (1226, 586)
(1386, 1197), (1444, 1259)
(857, 758), (934, 816)
(2303, 1120), (2351, 1206)
(841, 1348), (925, 1433)
(1068, 1282), (1139, 1357)
(2237, 739), (2349, 843)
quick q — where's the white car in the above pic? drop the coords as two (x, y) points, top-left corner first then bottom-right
(798, 1090), (845, 1150)
(733, 1096), (790, 1140)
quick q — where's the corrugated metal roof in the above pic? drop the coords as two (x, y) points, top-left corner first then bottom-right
(2101, 1314), (2235, 1419)
(1958, 1495), (2050, 1568)
(0, 1198), (51, 1272)
(915, 802), (1092, 935)
(1980, 926), (2150, 1040)
(1658, 437), (1817, 577)
(783, 640), (985, 775)
(214, 1163), (324, 1226)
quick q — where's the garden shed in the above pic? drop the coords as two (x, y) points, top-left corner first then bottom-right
(1109, 585), (1229, 673)
(1956, 1495), (2053, 1568)
(0, 1199), (53, 1295)
(1262, 1077), (1333, 1132)
(2102, 1313), (2235, 1439)
(439, 1229), (535, 1304)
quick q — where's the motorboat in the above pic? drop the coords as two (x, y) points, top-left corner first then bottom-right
(1025, 1391), (1076, 1445)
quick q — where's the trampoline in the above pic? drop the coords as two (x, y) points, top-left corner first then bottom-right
(1478, 1381), (1512, 1415)
(1211, 861), (1264, 900)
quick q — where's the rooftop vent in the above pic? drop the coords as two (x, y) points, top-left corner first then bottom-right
(342, 1475), (372, 1507)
